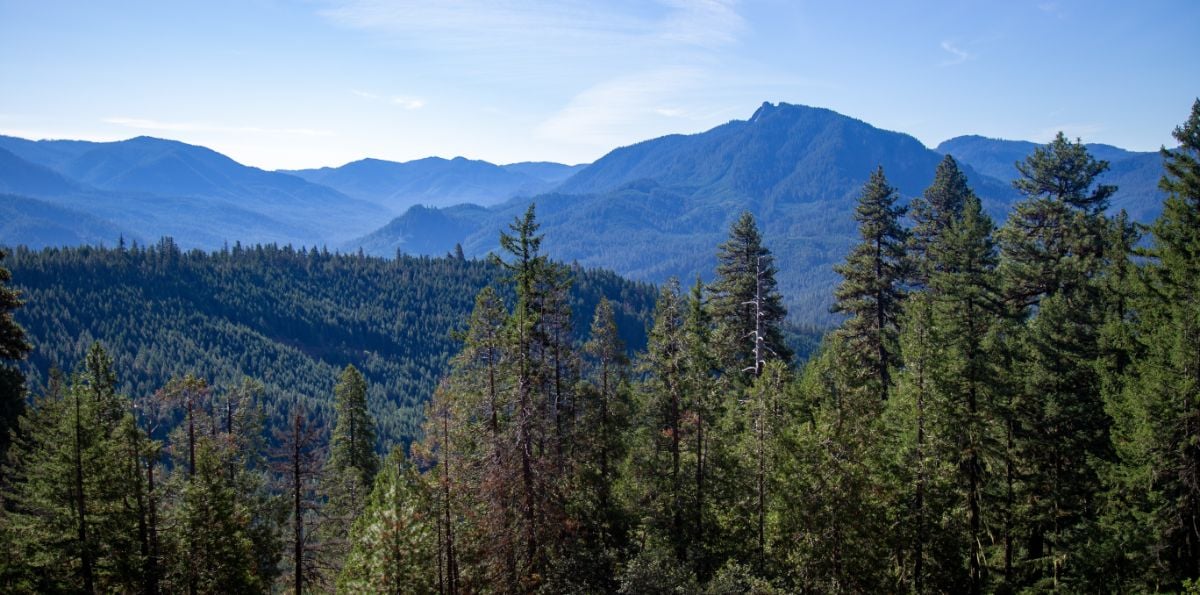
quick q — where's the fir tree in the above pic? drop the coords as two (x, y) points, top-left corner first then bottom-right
(1103, 99), (1200, 591)
(321, 365), (380, 576)
(338, 447), (436, 594)
(833, 166), (910, 401)
(1, 343), (144, 593)
(709, 211), (791, 380)
(909, 154), (972, 285)
(0, 248), (31, 459)
(998, 132), (1116, 591)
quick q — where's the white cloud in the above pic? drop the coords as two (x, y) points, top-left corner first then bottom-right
(536, 68), (708, 146)
(390, 96), (425, 110)
(940, 40), (973, 66)
(319, 0), (744, 54)
(103, 117), (331, 137)
(350, 89), (425, 109)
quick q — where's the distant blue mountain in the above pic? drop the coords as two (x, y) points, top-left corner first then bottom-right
(937, 135), (1166, 220)
(0, 147), (81, 197)
(285, 156), (582, 214)
(352, 103), (1165, 324)
(345, 106), (893, 320)
(0, 135), (390, 248)
(0, 193), (135, 249)
(501, 161), (587, 185)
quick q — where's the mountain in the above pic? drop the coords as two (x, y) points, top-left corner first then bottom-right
(0, 135), (391, 248)
(937, 135), (1166, 220)
(351, 203), (493, 256)
(0, 147), (82, 196)
(285, 156), (578, 213)
(502, 161), (588, 185)
(0, 193), (135, 248)
(352, 102), (1026, 323)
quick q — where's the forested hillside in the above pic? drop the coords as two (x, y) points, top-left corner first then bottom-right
(0, 101), (1196, 594)
(2, 242), (656, 445)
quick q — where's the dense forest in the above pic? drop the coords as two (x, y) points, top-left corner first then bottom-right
(0, 243), (657, 446)
(0, 99), (1197, 593)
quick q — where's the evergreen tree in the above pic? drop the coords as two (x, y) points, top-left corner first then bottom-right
(322, 365), (380, 576)
(0, 248), (31, 459)
(777, 335), (890, 592)
(886, 194), (1004, 593)
(273, 403), (325, 594)
(709, 211), (791, 379)
(0, 343), (144, 593)
(338, 447), (436, 594)
(833, 166), (910, 401)
(1103, 98), (1200, 591)
(558, 297), (631, 590)
(625, 278), (701, 569)
(997, 132), (1116, 591)
(909, 154), (972, 285)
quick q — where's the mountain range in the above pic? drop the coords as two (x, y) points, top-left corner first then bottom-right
(0, 103), (1167, 324)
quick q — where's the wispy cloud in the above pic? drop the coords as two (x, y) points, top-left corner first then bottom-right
(390, 96), (425, 110)
(319, 0), (745, 54)
(350, 89), (426, 109)
(103, 117), (331, 137)
(939, 40), (973, 66)
(536, 68), (710, 146)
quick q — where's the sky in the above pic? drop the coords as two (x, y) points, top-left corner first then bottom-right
(1, 0), (1197, 170)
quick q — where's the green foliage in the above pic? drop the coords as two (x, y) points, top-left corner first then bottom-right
(322, 365), (382, 575)
(338, 447), (436, 594)
(833, 166), (909, 401)
(5, 242), (655, 447)
(708, 211), (791, 379)
(0, 343), (144, 593)
(0, 248), (31, 457)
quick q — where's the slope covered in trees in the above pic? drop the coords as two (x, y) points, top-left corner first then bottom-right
(1, 101), (1197, 593)
(2, 242), (656, 445)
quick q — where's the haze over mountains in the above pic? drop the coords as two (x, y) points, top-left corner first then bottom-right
(0, 102), (1166, 323)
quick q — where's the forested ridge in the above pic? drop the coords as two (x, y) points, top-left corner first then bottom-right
(0, 100), (1197, 594)
(2, 243), (657, 445)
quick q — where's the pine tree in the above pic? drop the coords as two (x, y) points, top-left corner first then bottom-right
(627, 279), (691, 561)
(322, 365), (380, 576)
(909, 155), (972, 285)
(709, 211), (791, 380)
(338, 447), (436, 594)
(833, 166), (910, 401)
(0, 343), (144, 593)
(997, 132), (1116, 591)
(1103, 99), (1200, 591)
(0, 248), (31, 459)
(273, 403), (325, 594)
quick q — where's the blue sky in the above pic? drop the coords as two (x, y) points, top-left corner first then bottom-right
(1, 1), (1196, 170)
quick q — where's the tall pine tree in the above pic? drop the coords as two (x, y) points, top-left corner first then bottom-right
(833, 166), (910, 401)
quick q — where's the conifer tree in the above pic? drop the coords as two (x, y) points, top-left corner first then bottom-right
(909, 155), (972, 285)
(997, 132), (1116, 591)
(777, 335), (890, 592)
(627, 279), (691, 560)
(321, 365), (380, 576)
(833, 166), (910, 401)
(1103, 99), (1200, 591)
(338, 447), (436, 594)
(0, 249), (31, 459)
(1, 343), (144, 593)
(709, 211), (791, 379)
(273, 403), (325, 594)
